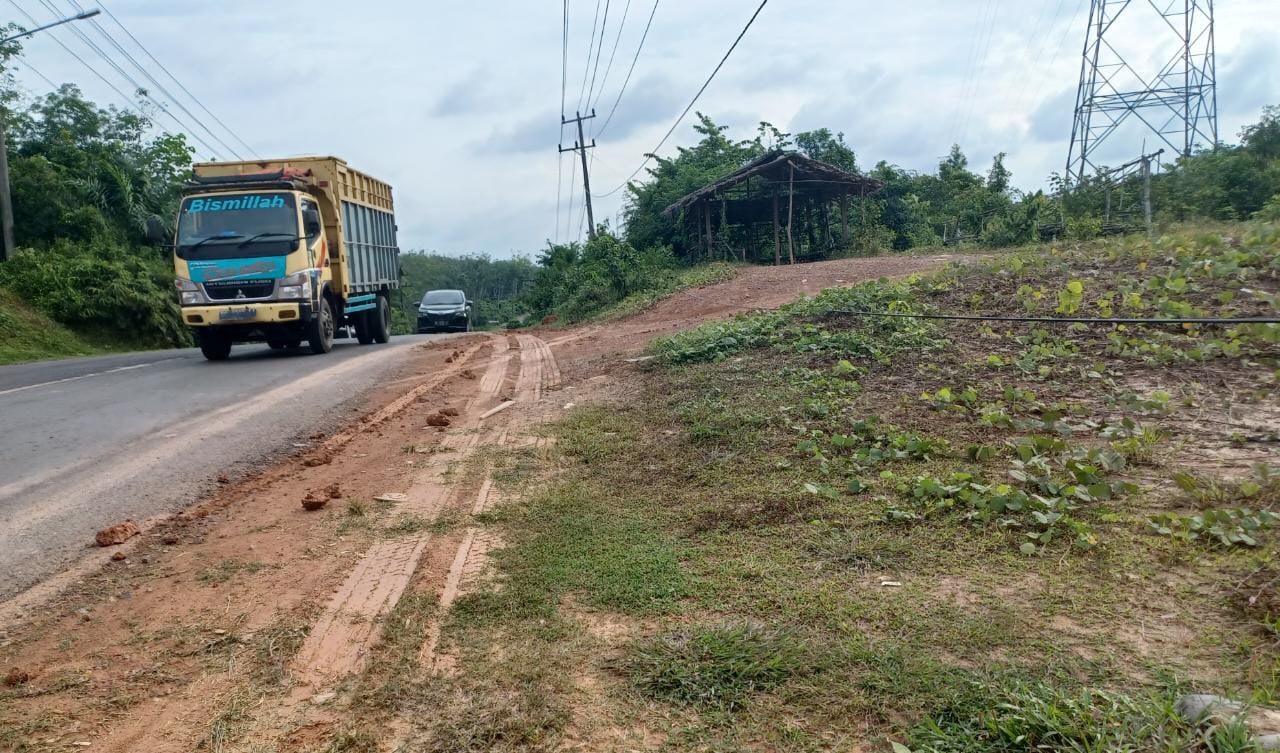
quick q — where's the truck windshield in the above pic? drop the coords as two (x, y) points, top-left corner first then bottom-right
(423, 291), (465, 305)
(176, 193), (299, 260)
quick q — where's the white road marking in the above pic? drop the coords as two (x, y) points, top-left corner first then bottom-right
(0, 360), (177, 398)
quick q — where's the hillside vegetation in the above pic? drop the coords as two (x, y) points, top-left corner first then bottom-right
(0, 288), (108, 365)
(422, 222), (1280, 751)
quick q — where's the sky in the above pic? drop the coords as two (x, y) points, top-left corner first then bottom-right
(7, 0), (1278, 257)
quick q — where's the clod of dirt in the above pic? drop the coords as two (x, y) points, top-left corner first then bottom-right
(216, 473), (230, 484)
(440, 407), (460, 417)
(426, 413), (452, 427)
(162, 536), (180, 546)
(303, 454), (332, 468)
(95, 521), (139, 547)
(3, 668), (31, 687)
(445, 355), (455, 363)
(461, 369), (476, 380)
(326, 483), (342, 500)
(541, 314), (558, 325)
(110, 552), (126, 562)
(301, 492), (328, 511)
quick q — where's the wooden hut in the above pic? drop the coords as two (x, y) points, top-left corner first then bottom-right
(662, 151), (883, 265)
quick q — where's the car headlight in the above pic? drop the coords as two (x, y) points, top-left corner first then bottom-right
(278, 271), (312, 300)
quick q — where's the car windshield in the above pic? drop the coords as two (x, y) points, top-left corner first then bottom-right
(423, 291), (465, 305)
(176, 193), (299, 260)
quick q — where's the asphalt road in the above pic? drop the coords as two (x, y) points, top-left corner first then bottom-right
(0, 334), (454, 600)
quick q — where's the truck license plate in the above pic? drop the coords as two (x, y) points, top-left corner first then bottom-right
(218, 308), (258, 321)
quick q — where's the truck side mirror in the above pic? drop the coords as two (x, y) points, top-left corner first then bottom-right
(144, 215), (167, 245)
(303, 209), (322, 237)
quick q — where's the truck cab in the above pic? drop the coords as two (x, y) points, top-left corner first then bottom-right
(155, 158), (400, 361)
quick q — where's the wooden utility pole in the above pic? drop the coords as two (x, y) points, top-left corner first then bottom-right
(559, 110), (597, 240)
(0, 108), (14, 262)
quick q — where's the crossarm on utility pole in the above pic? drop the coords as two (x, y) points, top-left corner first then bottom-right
(558, 111), (598, 240)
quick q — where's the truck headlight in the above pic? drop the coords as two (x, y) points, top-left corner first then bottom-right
(176, 278), (202, 305)
(278, 271), (312, 300)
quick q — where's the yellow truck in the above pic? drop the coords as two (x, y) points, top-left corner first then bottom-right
(148, 156), (400, 360)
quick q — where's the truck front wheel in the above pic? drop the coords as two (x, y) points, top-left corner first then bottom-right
(371, 295), (391, 344)
(197, 329), (232, 361)
(307, 297), (336, 354)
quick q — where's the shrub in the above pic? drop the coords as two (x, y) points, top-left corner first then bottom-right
(0, 239), (189, 347)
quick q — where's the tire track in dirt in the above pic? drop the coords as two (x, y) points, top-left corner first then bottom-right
(290, 332), (565, 688)
(291, 335), (513, 688)
(418, 333), (561, 669)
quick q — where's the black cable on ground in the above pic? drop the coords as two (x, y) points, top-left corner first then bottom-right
(822, 310), (1280, 326)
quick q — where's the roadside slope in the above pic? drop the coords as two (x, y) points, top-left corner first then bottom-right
(0, 288), (104, 365)
(0, 252), (968, 752)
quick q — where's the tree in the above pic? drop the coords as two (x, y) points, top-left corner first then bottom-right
(793, 128), (857, 172)
(987, 152), (1011, 195)
(623, 113), (762, 257)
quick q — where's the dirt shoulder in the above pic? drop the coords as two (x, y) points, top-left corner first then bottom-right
(0, 254), (964, 752)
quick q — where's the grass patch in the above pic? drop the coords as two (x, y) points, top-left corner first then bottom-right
(904, 677), (1255, 753)
(628, 622), (815, 712)
(453, 473), (688, 624)
(196, 558), (265, 585)
(593, 261), (738, 322)
(0, 287), (111, 365)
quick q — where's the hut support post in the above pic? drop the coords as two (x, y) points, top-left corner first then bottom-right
(786, 163), (795, 264)
(704, 201), (713, 260)
(840, 192), (849, 247)
(772, 190), (780, 266)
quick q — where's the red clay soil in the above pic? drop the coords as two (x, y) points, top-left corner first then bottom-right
(0, 254), (964, 753)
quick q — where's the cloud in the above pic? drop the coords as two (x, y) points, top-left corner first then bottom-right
(428, 68), (493, 117)
(12, 0), (1277, 255)
(1028, 87), (1076, 144)
(589, 74), (684, 140)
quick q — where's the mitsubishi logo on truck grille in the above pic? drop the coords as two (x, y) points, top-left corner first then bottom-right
(236, 290), (247, 300)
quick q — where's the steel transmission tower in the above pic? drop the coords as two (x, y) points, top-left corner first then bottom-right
(1065, 0), (1217, 184)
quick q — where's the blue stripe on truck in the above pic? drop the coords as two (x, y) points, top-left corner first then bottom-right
(346, 293), (377, 304)
(345, 303), (377, 314)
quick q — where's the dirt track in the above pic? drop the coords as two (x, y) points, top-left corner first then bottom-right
(0, 255), (965, 751)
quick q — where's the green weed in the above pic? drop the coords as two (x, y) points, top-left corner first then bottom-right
(627, 622), (815, 712)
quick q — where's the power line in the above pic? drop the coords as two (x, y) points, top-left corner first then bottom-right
(6, 0), (151, 121)
(34, 0), (225, 158)
(574, 0), (603, 113)
(92, 0), (257, 157)
(593, 0), (768, 199)
(556, 0), (570, 243)
(13, 0), (223, 157)
(13, 52), (57, 89)
(588, 0), (630, 114)
(593, 0), (658, 140)
(583, 0), (612, 109)
(958, 0), (1002, 147)
(947, 0), (995, 146)
(63, 0), (243, 159)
